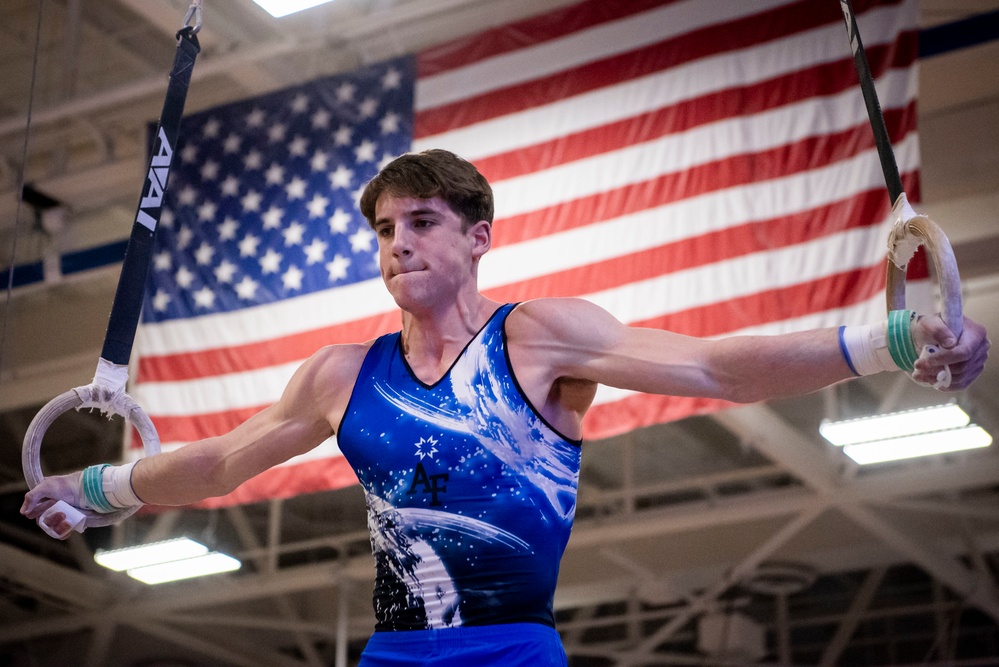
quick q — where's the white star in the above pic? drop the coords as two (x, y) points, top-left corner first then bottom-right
(214, 260), (237, 283)
(178, 186), (198, 206)
(382, 67), (401, 90)
(335, 82), (356, 102)
(259, 249), (283, 274)
(268, 123), (287, 143)
(262, 206), (284, 230)
(286, 177), (307, 200)
(333, 125), (352, 146)
(358, 97), (378, 119)
(154, 251), (172, 271)
(241, 190), (262, 212)
(328, 208), (352, 234)
(303, 238), (328, 264)
(355, 139), (377, 163)
(265, 163), (285, 186)
(246, 107), (266, 128)
(380, 112), (401, 134)
(160, 209), (175, 228)
(176, 227), (194, 250)
(221, 175), (240, 197)
(310, 150), (329, 172)
(349, 226), (375, 253)
(282, 221), (305, 246)
(194, 242), (215, 265)
(180, 144), (198, 164)
(152, 289), (171, 311)
(197, 201), (217, 222)
(326, 254), (351, 281)
(218, 217), (239, 241)
(223, 133), (242, 153)
(193, 286), (216, 309)
(282, 265), (304, 290)
(329, 165), (353, 189)
(238, 233), (261, 257)
(311, 108), (331, 129)
(175, 265), (195, 288)
(234, 276), (259, 300)
(291, 93), (309, 113)
(243, 149), (263, 171)
(414, 436), (439, 460)
(307, 193), (329, 218)
(200, 159), (220, 180)
(378, 153), (395, 171)
(288, 136), (308, 157)
(202, 117), (221, 138)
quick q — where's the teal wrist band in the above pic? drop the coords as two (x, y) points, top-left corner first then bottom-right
(82, 464), (116, 514)
(887, 310), (918, 372)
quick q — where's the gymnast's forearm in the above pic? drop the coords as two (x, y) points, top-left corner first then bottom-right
(130, 436), (236, 506)
(131, 401), (329, 506)
(705, 327), (855, 404)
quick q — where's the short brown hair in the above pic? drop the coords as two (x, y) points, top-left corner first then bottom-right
(359, 149), (494, 230)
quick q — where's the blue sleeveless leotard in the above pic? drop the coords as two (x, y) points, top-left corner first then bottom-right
(338, 303), (582, 631)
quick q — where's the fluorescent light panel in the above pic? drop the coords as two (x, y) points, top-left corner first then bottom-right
(819, 404), (992, 465)
(94, 537), (208, 571)
(94, 537), (240, 584)
(251, 0), (336, 18)
(819, 404), (970, 446)
(128, 552), (241, 585)
(843, 426), (992, 465)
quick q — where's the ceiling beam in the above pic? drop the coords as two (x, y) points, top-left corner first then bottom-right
(838, 503), (999, 623)
(620, 504), (826, 664)
(0, 541), (112, 610)
(818, 566), (887, 667)
(715, 404), (999, 625)
(125, 618), (309, 667)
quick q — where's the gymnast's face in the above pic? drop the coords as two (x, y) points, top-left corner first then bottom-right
(373, 194), (491, 311)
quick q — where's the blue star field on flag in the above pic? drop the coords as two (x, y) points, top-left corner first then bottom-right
(143, 56), (414, 324)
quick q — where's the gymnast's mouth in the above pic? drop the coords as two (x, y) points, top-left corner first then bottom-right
(391, 266), (426, 277)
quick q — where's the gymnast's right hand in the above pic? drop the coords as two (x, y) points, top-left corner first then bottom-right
(21, 472), (87, 539)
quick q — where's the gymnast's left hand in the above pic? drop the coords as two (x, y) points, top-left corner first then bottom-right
(911, 315), (990, 391)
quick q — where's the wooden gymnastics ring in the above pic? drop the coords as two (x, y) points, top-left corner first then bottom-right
(885, 194), (963, 340)
(885, 195), (963, 390)
(22, 377), (161, 530)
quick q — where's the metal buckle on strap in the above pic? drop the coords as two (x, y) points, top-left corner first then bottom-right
(182, 0), (203, 35)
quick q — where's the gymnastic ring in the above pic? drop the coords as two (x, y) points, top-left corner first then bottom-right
(886, 213), (963, 340)
(22, 384), (160, 528)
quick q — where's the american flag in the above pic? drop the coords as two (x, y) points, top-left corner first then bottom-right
(133, 0), (924, 507)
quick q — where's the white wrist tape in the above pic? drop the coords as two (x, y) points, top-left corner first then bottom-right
(840, 322), (899, 375)
(101, 461), (145, 508)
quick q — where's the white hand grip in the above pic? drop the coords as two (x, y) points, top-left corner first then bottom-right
(39, 500), (87, 539)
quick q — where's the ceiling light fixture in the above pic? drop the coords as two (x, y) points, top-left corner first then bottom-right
(94, 537), (241, 584)
(819, 404), (992, 465)
(251, 0), (336, 18)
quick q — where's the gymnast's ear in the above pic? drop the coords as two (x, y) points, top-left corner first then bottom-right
(469, 219), (492, 260)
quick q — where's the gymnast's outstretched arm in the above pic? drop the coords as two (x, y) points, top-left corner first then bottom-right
(507, 297), (989, 408)
(21, 342), (369, 537)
